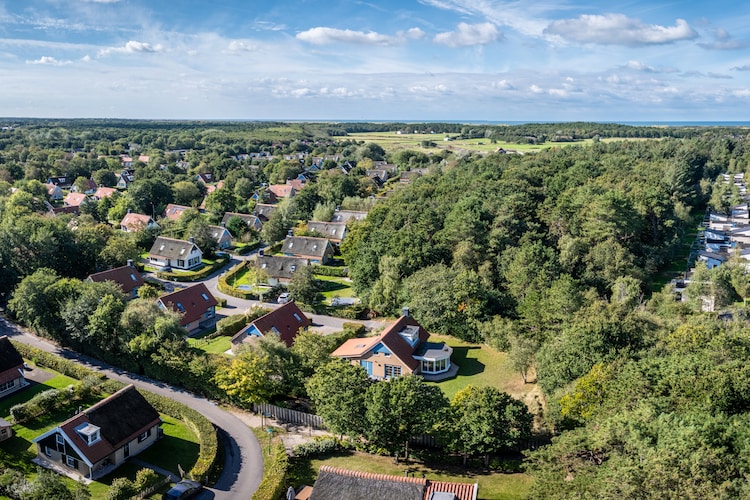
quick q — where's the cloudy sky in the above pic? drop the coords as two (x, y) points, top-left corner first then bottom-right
(2, 0), (750, 121)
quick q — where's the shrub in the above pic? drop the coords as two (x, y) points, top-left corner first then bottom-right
(217, 261), (261, 300)
(157, 257), (229, 282)
(292, 437), (341, 458)
(12, 341), (104, 381)
(252, 442), (289, 500)
(311, 265), (349, 277)
(106, 477), (137, 500)
(217, 315), (248, 336)
(10, 388), (67, 423)
(341, 322), (366, 337)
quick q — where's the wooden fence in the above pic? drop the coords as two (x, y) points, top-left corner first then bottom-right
(252, 403), (326, 430)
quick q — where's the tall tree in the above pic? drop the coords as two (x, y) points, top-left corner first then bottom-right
(306, 360), (371, 438)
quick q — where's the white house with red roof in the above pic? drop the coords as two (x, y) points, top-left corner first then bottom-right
(32, 385), (161, 481)
(157, 283), (217, 333)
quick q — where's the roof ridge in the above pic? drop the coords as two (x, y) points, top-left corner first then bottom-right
(83, 384), (136, 415)
(319, 465), (427, 485)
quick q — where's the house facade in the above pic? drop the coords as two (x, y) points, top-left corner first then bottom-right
(282, 236), (334, 264)
(331, 312), (455, 381)
(0, 336), (28, 399)
(120, 212), (159, 233)
(148, 236), (202, 270)
(157, 283), (217, 333)
(255, 255), (309, 286)
(208, 225), (233, 249)
(86, 260), (144, 299)
(32, 385), (161, 480)
(231, 301), (311, 350)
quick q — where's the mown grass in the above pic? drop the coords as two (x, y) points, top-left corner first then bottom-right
(344, 131), (550, 155)
(317, 275), (355, 303)
(187, 335), (232, 355)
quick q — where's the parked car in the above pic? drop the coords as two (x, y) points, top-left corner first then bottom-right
(277, 292), (290, 304)
(162, 479), (202, 500)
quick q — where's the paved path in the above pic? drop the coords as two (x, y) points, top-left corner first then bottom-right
(0, 316), (263, 500)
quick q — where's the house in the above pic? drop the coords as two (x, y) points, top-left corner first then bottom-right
(286, 178), (305, 191)
(120, 212), (159, 232)
(64, 192), (88, 208)
(137, 155), (150, 164)
(208, 225), (233, 249)
(221, 212), (263, 232)
(51, 205), (80, 216)
(148, 236), (202, 270)
(306, 221), (348, 244)
(116, 170), (135, 189)
(157, 283), (217, 333)
(0, 418), (12, 442)
(303, 466), (478, 500)
(330, 209), (368, 224)
(255, 255), (309, 286)
(282, 236), (334, 264)
(163, 203), (192, 221)
(92, 187), (117, 200)
(254, 203), (277, 222)
(196, 173), (216, 185)
(86, 260), (144, 299)
(231, 301), (311, 350)
(697, 250), (726, 269)
(331, 311), (455, 381)
(267, 183), (295, 200)
(0, 335), (28, 398)
(45, 183), (63, 201)
(32, 385), (161, 481)
(46, 176), (71, 188)
(71, 178), (97, 195)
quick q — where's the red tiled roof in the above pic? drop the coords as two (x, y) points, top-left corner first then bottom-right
(157, 283), (217, 326)
(268, 184), (294, 198)
(0, 367), (22, 386)
(87, 264), (144, 294)
(425, 481), (479, 500)
(120, 212), (154, 230)
(64, 192), (88, 207)
(236, 301), (311, 347)
(164, 204), (191, 221)
(319, 465), (426, 485)
(93, 187), (117, 199)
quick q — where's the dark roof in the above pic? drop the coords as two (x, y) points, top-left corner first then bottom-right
(306, 221), (347, 241)
(310, 466), (424, 500)
(158, 283), (217, 326)
(283, 236), (333, 259)
(254, 203), (277, 221)
(149, 236), (201, 260)
(0, 336), (23, 372)
(221, 211), (261, 228)
(256, 255), (309, 280)
(234, 301), (311, 347)
(330, 210), (368, 223)
(87, 264), (144, 294)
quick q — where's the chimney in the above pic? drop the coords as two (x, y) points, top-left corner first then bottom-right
(189, 236), (195, 244)
(221, 222), (225, 227)
(402, 306), (410, 318)
(127, 259), (134, 268)
(127, 208), (131, 213)
(287, 229), (293, 237)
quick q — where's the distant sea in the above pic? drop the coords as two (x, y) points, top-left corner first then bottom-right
(455, 120), (750, 127)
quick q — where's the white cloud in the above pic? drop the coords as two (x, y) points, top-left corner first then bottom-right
(544, 14), (697, 46)
(698, 28), (748, 50)
(98, 40), (164, 56)
(403, 28), (426, 40)
(227, 40), (257, 52)
(626, 60), (656, 72)
(296, 27), (405, 46)
(529, 84), (544, 94)
(433, 22), (501, 47)
(26, 56), (71, 66)
(81, 0), (121, 3)
(494, 79), (514, 90)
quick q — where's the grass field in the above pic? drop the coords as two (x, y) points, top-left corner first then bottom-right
(344, 131), (550, 155)
(317, 275), (355, 304)
(188, 334), (232, 355)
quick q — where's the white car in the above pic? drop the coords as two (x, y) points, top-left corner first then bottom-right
(277, 292), (290, 304)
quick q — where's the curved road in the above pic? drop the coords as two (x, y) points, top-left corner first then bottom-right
(0, 316), (263, 499)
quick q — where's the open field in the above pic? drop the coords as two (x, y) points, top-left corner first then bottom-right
(343, 131), (550, 155)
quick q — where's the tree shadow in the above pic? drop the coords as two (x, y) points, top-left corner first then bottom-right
(450, 346), (485, 376)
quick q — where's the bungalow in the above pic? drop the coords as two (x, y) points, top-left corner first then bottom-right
(196, 172), (216, 185)
(0, 335), (28, 398)
(64, 192), (88, 208)
(330, 209), (368, 224)
(71, 178), (97, 195)
(255, 255), (309, 286)
(92, 187), (117, 200)
(697, 250), (726, 270)
(208, 225), (233, 249)
(268, 183), (295, 200)
(331, 311), (455, 381)
(231, 301), (311, 350)
(32, 385), (161, 481)
(46, 176), (71, 188)
(306, 221), (348, 244)
(0, 418), (12, 442)
(163, 203), (192, 221)
(148, 236), (202, 270)
(157, 283), (217, 333)
(282, 236), (334, 264)
(730, 225), (750, 245)
(221, 212), (263, 232)
(254, 203), (277, 222)
(45, 183), (63, 201)
(120, 212), (159, 232)
(116, 170), (135, 189)
(86, 260), (144, 299)
(303, 465), (478, 500)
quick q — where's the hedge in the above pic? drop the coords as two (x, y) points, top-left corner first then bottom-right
(310, 264), (349, 277)
(216, 315), (248, 336)
(217, 261), (260, 300)
(11, 341), (105, 381)
(252, 441), (289, 500)
(156, 257), (230, 282)
(10, 388), (67, 423)
(234, 240), (262, 255)
(292, 437), (341, 458)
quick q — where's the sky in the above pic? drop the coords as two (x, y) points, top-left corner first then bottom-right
(2, 0), (750, 122)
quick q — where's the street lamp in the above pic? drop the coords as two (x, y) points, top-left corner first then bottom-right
(266, 427), (274, 455)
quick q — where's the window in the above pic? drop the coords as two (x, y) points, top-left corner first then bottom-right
(177, 259), (185, 267)
(384, 365), (402, 378)
(44, 446), (52, 457)
(138, 429), (152, 443)
(66, 455), (78, 468)
(123, 443), (130, 458)
(0, 379), (15, 393)
(176, 303), (185, 312)
(56, 434), (64, 445)
(290, 265), (296, 272)
(293, 313), (301, 322)
(179, 248), (185, 255)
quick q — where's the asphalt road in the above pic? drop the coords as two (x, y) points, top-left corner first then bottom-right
(0, 316), (263, 499)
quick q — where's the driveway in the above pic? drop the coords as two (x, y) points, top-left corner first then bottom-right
(0, 316), (263, 499)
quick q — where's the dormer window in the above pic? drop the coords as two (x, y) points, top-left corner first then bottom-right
(75, 423), (101, 445)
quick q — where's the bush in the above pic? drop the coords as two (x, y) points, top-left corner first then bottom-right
(11, 388), (67, 424)
(341, 322), (366, 337)
(12, 341), (104, 381)
(333, 303), (369, 320)
(292, 437), (341, 458)
(311, 265), (349, 277)
(217, 314), (248, 337)
(252, 442), (289, 500)
(157, 257), (229, 282)
(217, 261), (260, 300)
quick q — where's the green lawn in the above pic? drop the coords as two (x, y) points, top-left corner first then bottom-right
(343, 132), (551, 155)
(317, 275), (355, 304)
(187, 335), (232, 355)
(290, 450), (533, 500)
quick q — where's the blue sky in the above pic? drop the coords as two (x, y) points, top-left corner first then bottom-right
(2, 0), (750, 121)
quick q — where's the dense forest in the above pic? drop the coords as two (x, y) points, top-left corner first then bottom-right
(3, 120), (750, 497)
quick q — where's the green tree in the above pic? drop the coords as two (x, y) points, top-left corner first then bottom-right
(172, 180), (201, 206)
(306, 360), (371, 438)
(508, 333), (539, 384)
(214, 350), (274, 406)
(287, 266), (322, 306)
(365, 375), (448, 461)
